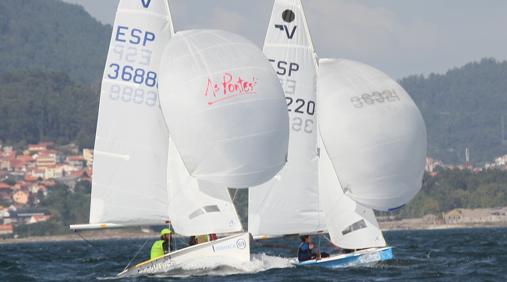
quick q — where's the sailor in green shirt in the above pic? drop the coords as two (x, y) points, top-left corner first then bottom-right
(150, 228), (174, 260)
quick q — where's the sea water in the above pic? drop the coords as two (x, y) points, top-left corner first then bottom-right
(1, 228), (506, 281)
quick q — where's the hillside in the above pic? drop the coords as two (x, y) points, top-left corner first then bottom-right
(0, 0), (506, 165)
(401, 58), (507, 164)
(0, 0), (110, 84)
(0, 71), (98, 148)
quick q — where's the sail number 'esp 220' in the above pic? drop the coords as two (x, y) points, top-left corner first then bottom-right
(269, 58), (315, 134)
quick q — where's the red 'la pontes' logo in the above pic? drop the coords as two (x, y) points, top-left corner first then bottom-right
(204, 73), (257, 106)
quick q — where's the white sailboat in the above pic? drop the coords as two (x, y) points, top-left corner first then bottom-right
(307, 58), (426, 267)
(250, 0), (426, 268)
(71, 0), (289, 277)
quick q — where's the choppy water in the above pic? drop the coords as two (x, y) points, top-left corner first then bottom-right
(1, 228), (506, 281)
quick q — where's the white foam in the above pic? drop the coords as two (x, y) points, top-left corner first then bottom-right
(156, 253), (294, 278)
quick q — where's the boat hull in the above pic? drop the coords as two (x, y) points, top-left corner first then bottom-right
(117, 232), (250, 277)
(291, 246), (393, 268)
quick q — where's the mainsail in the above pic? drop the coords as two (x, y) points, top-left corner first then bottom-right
(89, 0), (174, 226)
(249, 0), (326, 237)
(317, 58), (427, 211)
(158, 30), (289, 188)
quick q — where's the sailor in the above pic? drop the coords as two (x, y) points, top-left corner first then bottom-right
(150, 228), (174, 260)
(188, 234), (218, 246)
(297, 235), (317, 262)
(297, 235), (330, 262)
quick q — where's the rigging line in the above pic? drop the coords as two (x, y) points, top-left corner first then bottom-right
(75, 231), (96, 248)
(123, 237), (150, 272)
(231, 188), (238, 203)
(74, 231), (116, 263)
(317, 234), (321, 254)
(320, 233), (341, 250)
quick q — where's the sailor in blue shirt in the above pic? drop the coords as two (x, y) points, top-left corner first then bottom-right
(297, 235), (330, 262)
(298, 235), (317, 262)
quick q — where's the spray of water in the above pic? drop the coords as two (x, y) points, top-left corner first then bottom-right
(154, 253), (294, 278)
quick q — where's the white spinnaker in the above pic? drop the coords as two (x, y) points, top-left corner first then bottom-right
(159, 30), (289, 188)
(319, 138), (386, 249)
(249, 0), (326, 238)
(90, 0), (174, 225)
(318, 59), (427, 211)
(166, 140), (242, 236)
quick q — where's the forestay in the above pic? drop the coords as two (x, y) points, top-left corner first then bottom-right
(158, 30), (289, 188)
(89, 0), (174, 225)
(317, 59), (427, 211)
(249, 0), (326, 238)
(319, 138), (386, 249)
(166, 140), (242, 236)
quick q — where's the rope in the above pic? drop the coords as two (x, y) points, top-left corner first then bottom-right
(74, 231), (116, 263)
(122, 237), (150, 272)
(231, 188), (238, 203)
(75, 231), (96, 248)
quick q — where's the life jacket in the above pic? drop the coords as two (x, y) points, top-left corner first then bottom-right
(150, 239), (173, 260)
(150, 240), (165, 260)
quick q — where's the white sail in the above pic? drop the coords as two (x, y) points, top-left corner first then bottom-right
(166, 140), (242, 236)
(158, 29), (289, 188)
(319, 138), (386, 249)
(89, 0), (174, 225)
(317, 58), (427, 211)
(249, 0), (326, 237)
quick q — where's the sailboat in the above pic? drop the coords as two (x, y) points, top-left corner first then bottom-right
(249, 0), (426, 268)
(70, 0), (289, 277)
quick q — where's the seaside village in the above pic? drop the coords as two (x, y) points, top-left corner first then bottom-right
(0, 142), (92, 238)
(1, 142), (507, 238)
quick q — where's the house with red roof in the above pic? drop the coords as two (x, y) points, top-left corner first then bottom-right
(0, 224), (13, 236)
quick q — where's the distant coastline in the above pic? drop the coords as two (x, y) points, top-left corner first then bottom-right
(0, 229), (158, 245)
(2, 222), (507, 245)
(380, 221), (507, 232)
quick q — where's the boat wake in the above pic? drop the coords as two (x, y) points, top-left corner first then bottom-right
(99, 253), (293, 280)
(158, 253), (294, 278)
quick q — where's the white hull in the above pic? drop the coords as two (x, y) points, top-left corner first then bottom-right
(117, 232), (250, 277)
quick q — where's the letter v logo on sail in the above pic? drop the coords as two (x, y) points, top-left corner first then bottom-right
(141, 0), (151, 8)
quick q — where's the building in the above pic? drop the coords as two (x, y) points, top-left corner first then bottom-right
(425, 157), (443, 173)
(444, 208), (507, 224)
(0, 224), (13, 236)
(27, 142), (54, 154)
(65, 155), (85, 170)
(35, 152), (57, 168)
(12, 190), (29, 205)
(83, 149), (94, 167)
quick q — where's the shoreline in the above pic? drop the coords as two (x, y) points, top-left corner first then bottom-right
(380, 221), (507, 232)
(2, 222), (507, 245)
(0, 229), (158, 245)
